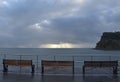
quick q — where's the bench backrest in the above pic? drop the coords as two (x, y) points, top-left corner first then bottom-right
(3, 59), (32, 66)
(17, 60), (32, 66)
(42, 60), (73, 66)
(3, 59), (17, 66)
(84, 61), (118, 67)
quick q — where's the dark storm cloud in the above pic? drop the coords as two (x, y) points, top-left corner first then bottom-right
(0, 0), (120, 48)
(48, 14), (100, 43)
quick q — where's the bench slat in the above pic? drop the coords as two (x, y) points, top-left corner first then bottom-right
(41, 60), (74, 75)
(42, 61), (73, 66)
(3, 59), (32, 66)
(83, 61), (118, 74)
(3, 59), (17, 66)
(18, 60), (32, 66)
(3, 59), (35, 73)
(84, 61), (118, 67)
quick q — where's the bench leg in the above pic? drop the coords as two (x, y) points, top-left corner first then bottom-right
(3, 64), (8, 72)
(113, 66), (118, 74)
(31, 65), (35, 73)
(72, 62), (74, 75)
(83, 66), (85, 74)
(41, 61), (44, 75)
(73, 66), (74, 75)
(41, 65), (44, 75)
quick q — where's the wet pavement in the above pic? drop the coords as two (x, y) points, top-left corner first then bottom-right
(0, 67), (120, 82)
(0, 73), (119, 82)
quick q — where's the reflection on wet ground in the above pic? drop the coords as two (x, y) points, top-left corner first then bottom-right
(0, 73), (119, 82)
(0, 67), (120, 82)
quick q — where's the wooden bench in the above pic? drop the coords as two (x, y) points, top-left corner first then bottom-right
(83, 61), (118, 74)
(3, 59), (35, 73)
(41, 60), (74, 75)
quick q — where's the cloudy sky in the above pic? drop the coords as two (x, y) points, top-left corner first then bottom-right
(0, 0), (120, 48)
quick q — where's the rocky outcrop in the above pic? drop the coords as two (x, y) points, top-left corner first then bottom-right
(95, 32), (120, 50)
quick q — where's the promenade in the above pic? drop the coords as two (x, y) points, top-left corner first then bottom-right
(0, 54), (120, 82)
(0, 67), (119, 82)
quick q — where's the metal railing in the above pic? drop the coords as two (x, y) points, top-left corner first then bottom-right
(0, 54), (120, 74)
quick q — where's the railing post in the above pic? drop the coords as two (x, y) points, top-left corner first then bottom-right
(91, 56), (93, 61)
(37, 55), (39, 69)
(41, 60), (44, 75)
(20, 55), (22, 73)
(19, 55), (22, 60)
(109, 56), (111, 61)
(54, 56), (56, 61)
(4, 54), (6, 59)
(72, 56), (74, 75)
(72, 56), (74, 61)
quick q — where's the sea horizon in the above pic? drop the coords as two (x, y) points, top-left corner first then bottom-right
(0, 48), (120, 56)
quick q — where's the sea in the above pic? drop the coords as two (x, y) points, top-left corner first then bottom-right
(0, 48), (120, 61)
(0, 48), (120, 72)
(0, 48), (120, 56)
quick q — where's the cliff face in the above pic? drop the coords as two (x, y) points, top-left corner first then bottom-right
(95, 32), (120, 50)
